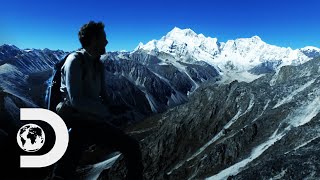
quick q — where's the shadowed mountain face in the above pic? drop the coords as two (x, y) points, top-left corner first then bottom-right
(106, 57), (320, 179)
(0, 45), (220, 128)
(0, 45), (65, 115)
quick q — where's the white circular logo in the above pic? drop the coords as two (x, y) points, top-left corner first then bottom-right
(17, 123), (45, 152)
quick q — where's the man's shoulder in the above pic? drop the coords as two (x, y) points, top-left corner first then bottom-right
(65, 50), (85, 65)
(67, 50), (84, 60)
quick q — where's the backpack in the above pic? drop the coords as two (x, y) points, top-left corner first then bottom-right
(45, 51), (85, 112)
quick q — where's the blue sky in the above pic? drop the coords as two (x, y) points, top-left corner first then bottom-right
(1, 0), (319, 51)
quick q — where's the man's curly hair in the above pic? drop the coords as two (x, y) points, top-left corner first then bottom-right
(78, 21), (105, 48)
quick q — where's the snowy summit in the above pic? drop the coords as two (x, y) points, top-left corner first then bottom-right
(134, 27), (221, 63)
(134, 27), (318, 72)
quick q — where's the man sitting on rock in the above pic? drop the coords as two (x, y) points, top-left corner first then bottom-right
(52, 21), (143, 180)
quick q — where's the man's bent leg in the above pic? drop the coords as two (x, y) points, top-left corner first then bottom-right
(53, 128), (89, 179)
(90, 122), (143, 180)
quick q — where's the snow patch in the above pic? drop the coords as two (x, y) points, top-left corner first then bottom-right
(168, 91), (186, 105)
(218, 71), (263, 85)
(24, 49), (33, 52)
(145, 93), (158, 112)
(252, 99), (270, 123)
(0, 64), (21, 75)
(168, 94), (255, 175)
(185, 71), (199, 91)
(206, 129), (286, 180)
(206, 92), (320, 179)
(270, 168), (287, 180)
(287, 96), (320, 127)
(167, 109), (244, 175)
(284, 136), (320, 155)
(273, 79), (316, 109)
(189, 110), (242, 160)
(270, 70), (281, 86)
(152, 71), (187, 105)
(79, 153), (121, 180)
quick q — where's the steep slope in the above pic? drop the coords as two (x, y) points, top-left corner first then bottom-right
(107, 57), (320, 179)
(103, 51), (220, 114)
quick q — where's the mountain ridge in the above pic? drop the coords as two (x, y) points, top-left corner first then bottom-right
(134, 27), (320, 73)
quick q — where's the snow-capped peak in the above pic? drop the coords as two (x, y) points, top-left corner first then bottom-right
(134, 42), (144, 52)
(300, 46), (320, 52)
(213, 35), (312, 71)
(251, 35), (262, 41)
(133, 27), (220, 63)
(165, 27), (198, 39)
(133, 28), (318, 73)
(299, 46), (320, 58)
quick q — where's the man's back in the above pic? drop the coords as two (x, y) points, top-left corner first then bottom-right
(59, 49), (108, 119)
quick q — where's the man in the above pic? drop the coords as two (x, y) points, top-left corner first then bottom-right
(53, 21), (143, 180)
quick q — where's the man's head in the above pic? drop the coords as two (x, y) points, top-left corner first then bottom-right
(78, 21), (108, 56)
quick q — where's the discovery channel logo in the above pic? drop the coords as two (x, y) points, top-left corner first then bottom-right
(16, 108), (69, 168)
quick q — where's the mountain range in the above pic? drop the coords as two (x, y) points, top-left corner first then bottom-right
(1, 27), (320, 179)
(135, 27), (319, 72)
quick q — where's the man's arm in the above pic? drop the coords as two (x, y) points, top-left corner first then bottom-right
(99, 63), (111, 106)
(64, 54), (110, 119)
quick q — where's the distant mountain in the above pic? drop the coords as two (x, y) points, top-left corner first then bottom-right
(0, 44), (66, 73)
(135, 27), (320, 80)
(300, 46), (320, 58)
(134, 27), (221, 64)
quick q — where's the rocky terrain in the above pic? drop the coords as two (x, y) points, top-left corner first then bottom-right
(106, 57), (320, 179)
